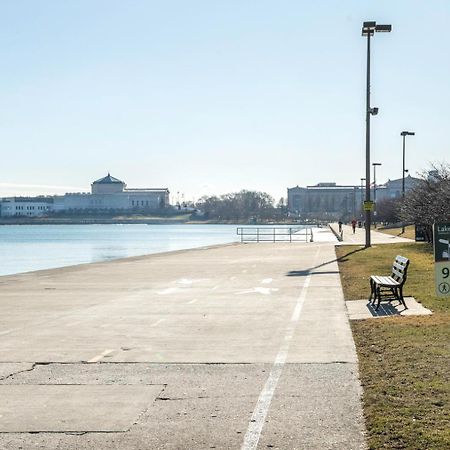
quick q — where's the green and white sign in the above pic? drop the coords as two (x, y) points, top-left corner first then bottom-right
(434, 223), (450, 297)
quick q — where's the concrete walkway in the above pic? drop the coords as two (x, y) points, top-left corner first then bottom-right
(0, 238), (366, 449)
(330, 223), (414, 245)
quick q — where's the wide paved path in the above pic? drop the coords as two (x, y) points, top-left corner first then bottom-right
(330, 223), (413, 245)
(0, 238), (366, 449)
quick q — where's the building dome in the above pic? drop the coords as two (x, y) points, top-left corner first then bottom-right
(92, 173), (124, 185)
(91, 173), (126, 194)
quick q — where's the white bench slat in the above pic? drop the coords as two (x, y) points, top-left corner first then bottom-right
(371, 276), (400, 286)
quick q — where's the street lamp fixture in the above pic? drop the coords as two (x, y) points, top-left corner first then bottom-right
(362, 20), (392, 248)
(401, 131), (415, 233)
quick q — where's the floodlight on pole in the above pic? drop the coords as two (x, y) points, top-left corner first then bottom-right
(361, 20), (392, 247)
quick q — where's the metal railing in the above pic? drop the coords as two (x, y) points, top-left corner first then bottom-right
(236, 227), (314, 243)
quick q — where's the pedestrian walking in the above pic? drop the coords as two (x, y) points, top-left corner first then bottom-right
(338, 220), (343, 233)
(351, 219), (357, 234)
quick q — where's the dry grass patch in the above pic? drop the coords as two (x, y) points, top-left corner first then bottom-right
(336, 243), (450, 449)
(377, 224), (415, 240)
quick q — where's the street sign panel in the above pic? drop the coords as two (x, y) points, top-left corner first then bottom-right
(363, 200), (375, 211)
(433, 223), (450, 297)
(435, 262), (450, 297)
(415, 224), (427, 242)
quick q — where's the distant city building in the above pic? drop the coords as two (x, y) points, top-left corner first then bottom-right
(0, 197), (54, 217)
(288, 183), (361, 220)
(0, 174), (170, 217)
(287, 175), (419, 219)
(377, 175), (419, 199)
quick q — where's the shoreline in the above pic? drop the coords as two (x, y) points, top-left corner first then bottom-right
(0, 218), (315, 226)
(0, 241), (242, 280)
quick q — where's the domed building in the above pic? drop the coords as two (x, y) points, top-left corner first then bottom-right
(52, 174), (170, 213)
(91, 173), (127, 195)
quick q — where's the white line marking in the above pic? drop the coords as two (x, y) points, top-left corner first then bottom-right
(261, 278), (273, 284)
(0, 328), (17, 336)
(235, 287), (279, 295)
(88, 349), (114, 363)
(241, 274), (311, 450)
(150, 318), (166, 327)
(157, 287), (180, 295)
(187, 299), (198, 304)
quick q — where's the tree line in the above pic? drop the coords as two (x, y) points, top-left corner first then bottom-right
(376, 163), (450, 241)
(194, 190), (286, 222)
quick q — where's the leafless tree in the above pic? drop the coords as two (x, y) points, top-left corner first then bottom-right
(400, 163), (450, 241)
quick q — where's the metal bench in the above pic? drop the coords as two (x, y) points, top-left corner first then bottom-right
(369, 255), (410, 310)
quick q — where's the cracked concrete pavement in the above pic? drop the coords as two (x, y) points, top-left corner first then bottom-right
(0, 235), (367, 449)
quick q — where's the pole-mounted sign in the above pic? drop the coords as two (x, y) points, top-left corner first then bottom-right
(363, 200), (375, 211)
(434, 223), (450, 297)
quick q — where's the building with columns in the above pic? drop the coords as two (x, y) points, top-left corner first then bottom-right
(1, 174), (170, 216)
(287, 175), (419, 220)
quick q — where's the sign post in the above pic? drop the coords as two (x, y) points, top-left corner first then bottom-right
(434, 223), (450, 297)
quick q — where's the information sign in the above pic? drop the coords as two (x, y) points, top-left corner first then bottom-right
(363, 201), (375, 211)
(415, 224), (427, 242)
(433, 223), (450, 297)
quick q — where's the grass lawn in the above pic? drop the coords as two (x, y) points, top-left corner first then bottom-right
(336, 242), (450, 449)
(377, 224), (416, 240)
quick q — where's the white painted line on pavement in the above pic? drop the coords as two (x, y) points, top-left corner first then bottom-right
(241, 247), (320, 450)
(150, 319), (166, 327)
(241, 275), (311, 449)
(187, 299), (198, 304)
(157, 287), (180, 295)
(88, 349), (114, 363)
(0, 328), (17, 336)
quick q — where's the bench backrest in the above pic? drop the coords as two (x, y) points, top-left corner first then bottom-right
(391, 255), (409, 284)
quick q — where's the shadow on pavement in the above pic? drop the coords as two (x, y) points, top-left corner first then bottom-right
(285, 247), (367, 277)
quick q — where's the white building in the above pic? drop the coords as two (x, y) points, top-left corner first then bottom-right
(375, 175), (419, 200)
(53, 174), (170, 213)
(0, 197), (54, 217)
(1, 174), (170, 216)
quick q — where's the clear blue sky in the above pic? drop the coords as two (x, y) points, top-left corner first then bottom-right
(1, 0), (449, 202)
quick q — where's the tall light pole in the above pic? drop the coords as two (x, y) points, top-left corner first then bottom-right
(401, 131), (415, 233)
(372, 162), (382, 227)
(362, 21), (392, 247)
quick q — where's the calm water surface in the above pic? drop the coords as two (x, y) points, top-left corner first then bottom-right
(0, 224), (242, 276)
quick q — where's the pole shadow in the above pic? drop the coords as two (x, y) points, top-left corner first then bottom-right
(286, 247), (367, 277)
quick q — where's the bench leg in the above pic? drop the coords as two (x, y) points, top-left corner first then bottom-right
(369, 279), (375, 302)
(398, 286), (407, 309)
(375, 286), (382, 310)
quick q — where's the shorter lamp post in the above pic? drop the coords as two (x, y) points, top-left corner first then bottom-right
(401, 131), (415, 233)
(372, 162), (382, 227)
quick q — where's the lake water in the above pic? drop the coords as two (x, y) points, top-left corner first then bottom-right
(0, 224), (244, 277)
